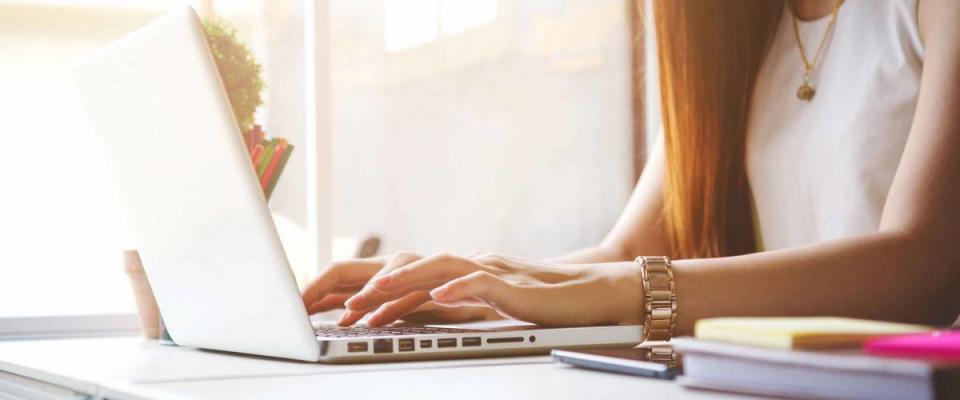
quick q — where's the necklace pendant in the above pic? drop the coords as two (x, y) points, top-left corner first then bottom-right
(796, 83), (816, 101)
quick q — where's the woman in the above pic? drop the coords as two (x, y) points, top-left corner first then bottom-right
(302, 0), (960, 340)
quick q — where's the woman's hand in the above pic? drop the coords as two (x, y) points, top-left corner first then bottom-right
(341, 253), (645, 327)
(300, 252), (501, 325)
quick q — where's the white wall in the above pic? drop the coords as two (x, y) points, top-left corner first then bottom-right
(326, 0), (635, 259)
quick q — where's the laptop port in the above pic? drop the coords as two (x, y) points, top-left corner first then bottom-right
(437, 338), (457, 348)
(462, 337), (481, 347)
(373, 339), (393, 354)
(347, 342), (369, 353)
(420, 339), (433, 348)
(398, 338), (415, 352)
(487, 337), (524, 344)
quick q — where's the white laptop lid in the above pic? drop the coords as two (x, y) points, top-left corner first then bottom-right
(74, 7), (319, 361)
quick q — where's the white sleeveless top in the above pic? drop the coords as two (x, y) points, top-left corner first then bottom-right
(746, 0), (924, 251)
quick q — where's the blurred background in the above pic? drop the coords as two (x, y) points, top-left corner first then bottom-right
(0, 0), (656, 323)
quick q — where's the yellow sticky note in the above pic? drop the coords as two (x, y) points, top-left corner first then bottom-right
(694, 317), (932, 349)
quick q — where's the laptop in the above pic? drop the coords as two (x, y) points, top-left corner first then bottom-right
(73, 7), (643, 363)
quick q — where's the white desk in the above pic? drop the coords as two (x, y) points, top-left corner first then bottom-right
(0, 336), (749, 400)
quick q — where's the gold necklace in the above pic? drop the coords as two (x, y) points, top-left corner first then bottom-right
(791, 0), (844, 101)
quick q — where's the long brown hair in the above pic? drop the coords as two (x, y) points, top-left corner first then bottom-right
(653, 0), (783, 258)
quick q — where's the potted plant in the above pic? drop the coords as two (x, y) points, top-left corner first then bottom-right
(124, 18), (292, 339)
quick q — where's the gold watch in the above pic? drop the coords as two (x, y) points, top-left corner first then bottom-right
(637, 256), (677, 342)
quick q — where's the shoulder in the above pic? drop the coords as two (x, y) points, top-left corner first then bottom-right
(919, 0), (960, 49)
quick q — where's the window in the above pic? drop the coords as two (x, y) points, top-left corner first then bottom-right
(384, 0), (439, 53)
(332, 0), (634, 258)
(0, 0), (272, 336)
(440, 0), (498, 35)
(0, 4), (159, 322)
(1, 67), (133, 318)
(383, 0), (499, 53)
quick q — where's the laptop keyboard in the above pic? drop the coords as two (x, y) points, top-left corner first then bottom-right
(315, 325), (478, 338)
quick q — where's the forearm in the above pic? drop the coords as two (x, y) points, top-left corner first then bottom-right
(672, 230), (959, 335)
(547, 245), (629, 263)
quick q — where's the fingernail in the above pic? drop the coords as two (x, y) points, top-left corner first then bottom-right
(372, 275), (392, 288)
(337, 312), (349, 325)
(345, 292), (365, 308)
(429, 287), (448, 299)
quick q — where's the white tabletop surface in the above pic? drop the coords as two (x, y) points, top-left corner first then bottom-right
(0, 336), (749, 400)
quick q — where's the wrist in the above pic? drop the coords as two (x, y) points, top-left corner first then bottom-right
(628, 262), (647, 325)
(608, 261), (646, 325)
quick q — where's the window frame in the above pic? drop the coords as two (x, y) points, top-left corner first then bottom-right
(0, 314), (139, 340)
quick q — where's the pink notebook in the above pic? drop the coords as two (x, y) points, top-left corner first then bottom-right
(865, 331), (960, 360)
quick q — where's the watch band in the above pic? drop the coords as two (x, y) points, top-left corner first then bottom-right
(637, 256), (677, 342)
(644, 345), (679, 369)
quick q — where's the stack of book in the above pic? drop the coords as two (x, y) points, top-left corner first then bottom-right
(242, 124), (293, 200)
(674, 317), (960, 400)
